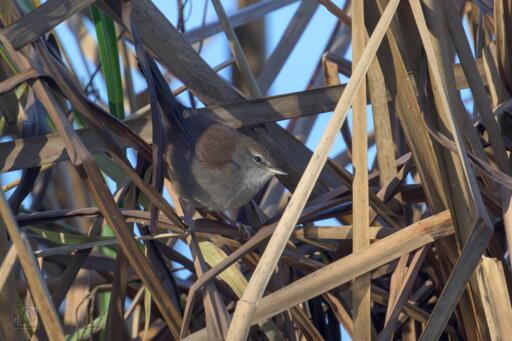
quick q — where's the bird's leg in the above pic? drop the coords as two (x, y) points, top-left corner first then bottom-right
(180, 200), (197, 235)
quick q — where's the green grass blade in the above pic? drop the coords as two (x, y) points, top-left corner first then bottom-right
(89, 13), (123, 334)
(90, 6), (124, 119)
(66, 313), (107, 341)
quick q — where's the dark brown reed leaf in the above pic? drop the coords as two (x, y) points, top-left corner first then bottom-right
(0, 55), (19, 127)
(7, 160), (39, 213)
(0, 67), (50, 94)
(16, 207), (106, 226)
(427, 124), (512, 190)
(106, 251), (129, 340)
(45, 253), (118, 274)
(34, 38), (185, 231)
(36, 40), (152, 160)
(256, 0), (319, 94)
(15, 207), (245, 238)
(2, 0), (96, 50)
(494, 0), (512, 94)
(106, 183), (135, 340)
(123, 5), (167, 235)
(50, 217), (103, 308)
(7, 89), (49, 213)
(183, 0), (297, 45)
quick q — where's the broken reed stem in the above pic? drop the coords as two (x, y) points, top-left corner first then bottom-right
(226, 0), (401, 339)
(0, 244), (17, 293)
(352, 1), (371, 340)
(476, 257), (512, 339)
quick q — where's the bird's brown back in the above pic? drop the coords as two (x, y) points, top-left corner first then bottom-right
(194, 123), (240, 169)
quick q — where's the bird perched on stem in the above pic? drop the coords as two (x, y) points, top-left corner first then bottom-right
(166, 112), (286, 211)
(147, 62), (285, 213)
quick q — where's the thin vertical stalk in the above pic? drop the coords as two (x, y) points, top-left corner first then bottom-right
(352, 1), (371, 340)
(210, 0), (262, 97)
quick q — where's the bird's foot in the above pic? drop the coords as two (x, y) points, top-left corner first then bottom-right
(235, 222), (254, 239)
(180, 200), (197, 237)
(185, 221), (196, 236)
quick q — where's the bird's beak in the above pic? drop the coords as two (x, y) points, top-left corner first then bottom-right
(268, 167), (287, 176)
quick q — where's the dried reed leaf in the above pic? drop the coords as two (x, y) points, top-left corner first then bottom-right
(3, 0), (96, 50)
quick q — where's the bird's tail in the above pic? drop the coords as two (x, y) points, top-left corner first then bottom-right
(147, 57), (195, 146)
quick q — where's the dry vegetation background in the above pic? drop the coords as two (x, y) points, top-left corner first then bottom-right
(0, 0), (512, 340)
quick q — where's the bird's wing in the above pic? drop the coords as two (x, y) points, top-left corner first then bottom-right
(148, 58), (196, 146)
(194, 123), (239, 169)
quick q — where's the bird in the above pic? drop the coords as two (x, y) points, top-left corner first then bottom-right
(147, 60), (286, 213)
(166, 113), (286, 211)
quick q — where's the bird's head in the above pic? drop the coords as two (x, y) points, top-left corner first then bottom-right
(233, 138), (287, 186)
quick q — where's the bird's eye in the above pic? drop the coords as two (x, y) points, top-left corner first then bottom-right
(253, 155), (263, 163)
